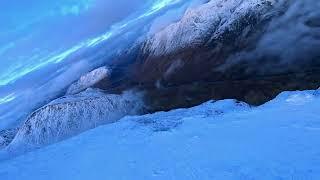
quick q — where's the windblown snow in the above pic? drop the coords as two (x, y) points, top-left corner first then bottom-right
(0, 89), (319, 179)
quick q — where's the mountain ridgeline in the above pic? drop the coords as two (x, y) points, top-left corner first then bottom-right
(2, 0), (320, 151)
(96, 0), (320, 111)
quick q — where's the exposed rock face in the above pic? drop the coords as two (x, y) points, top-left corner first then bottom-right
(8, 89), (144, 151)
(94, 0), (320, 111)
(66, 66), (111, 95)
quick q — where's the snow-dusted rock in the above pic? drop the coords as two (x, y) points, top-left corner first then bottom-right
(8, 89), (144, 151)
(132, 0), (281, 85)
(66, 66), (111, 95)
(0, 128), (18, 149)
(143, 0), (274, 56)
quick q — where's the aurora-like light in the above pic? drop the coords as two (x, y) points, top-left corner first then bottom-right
(0, 93), (16, 105)
(0, 44), (83, 86)
(86, 32), (113, 47)
(86, 0), (183, 48)
(151, 0), (181, 11)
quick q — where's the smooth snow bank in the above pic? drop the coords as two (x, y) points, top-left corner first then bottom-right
(66, 66), (111, 95)
(0, 90), (320, 179)
(7, 89), (144, 152)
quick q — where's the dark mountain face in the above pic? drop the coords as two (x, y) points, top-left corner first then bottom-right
(95, 0), (320, 111)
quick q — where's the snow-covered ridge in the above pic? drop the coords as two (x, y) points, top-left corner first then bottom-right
(0, 89), (319, 179)
(7, 89), (144, 152)
(143, 0), (275, 56)
(142, 0), (319, 69)
(66, 66), (111, 95)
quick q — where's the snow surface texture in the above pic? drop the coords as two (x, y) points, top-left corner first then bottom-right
(66, 66), (111, 95)
(7, 89), (144, 152)
(0, 89), (319, 179)
(143, 0), (274, 56)
(0, 129), (17, 149)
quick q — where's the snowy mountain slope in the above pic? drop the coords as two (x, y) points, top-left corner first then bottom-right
(142, 0), (275, 56)
(7, 89), (144, 152)
(136, 0), (320, 80)
(0, 89), (319, 179)
(109, 0), (320, 111)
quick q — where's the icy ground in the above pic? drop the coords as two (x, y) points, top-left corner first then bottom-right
(0, 90), (319, 179)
